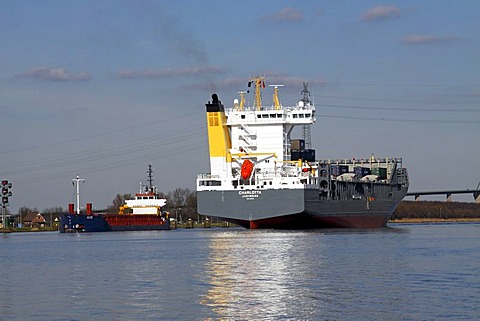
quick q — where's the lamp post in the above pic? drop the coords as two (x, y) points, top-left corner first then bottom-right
(176, 207), (182, 225)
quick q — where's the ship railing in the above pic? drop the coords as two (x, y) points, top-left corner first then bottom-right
(318, 157), (402, 166)
(226, 104), (315, 112)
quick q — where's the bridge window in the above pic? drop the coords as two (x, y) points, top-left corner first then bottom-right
(199, 180), (221, 186)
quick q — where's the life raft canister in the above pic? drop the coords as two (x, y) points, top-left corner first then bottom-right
(241, 159), (254, 180)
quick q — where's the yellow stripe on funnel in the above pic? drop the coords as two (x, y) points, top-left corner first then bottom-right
(206, 112), (231, 159)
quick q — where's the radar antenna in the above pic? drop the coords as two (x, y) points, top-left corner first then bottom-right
(301, 82), (312, 149)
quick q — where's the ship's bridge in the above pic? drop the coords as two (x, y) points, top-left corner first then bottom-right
(225, 104), (315, 126)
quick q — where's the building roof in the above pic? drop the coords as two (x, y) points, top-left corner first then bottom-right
(23, 212), (46, 223)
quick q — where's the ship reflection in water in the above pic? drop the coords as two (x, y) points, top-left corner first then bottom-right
(201, 230), (327, 319)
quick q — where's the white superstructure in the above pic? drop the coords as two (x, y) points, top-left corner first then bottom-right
(197, 76), (318, 192)
(121, 165), (167, 215)
(125, 192), (166, 215)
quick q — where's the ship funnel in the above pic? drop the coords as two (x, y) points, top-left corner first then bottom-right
(205, 94), (232, 177)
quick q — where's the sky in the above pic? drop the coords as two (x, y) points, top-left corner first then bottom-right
(1, 0), (479, 212)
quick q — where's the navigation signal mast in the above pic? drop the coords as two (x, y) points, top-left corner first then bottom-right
(301, 82), (312, 149)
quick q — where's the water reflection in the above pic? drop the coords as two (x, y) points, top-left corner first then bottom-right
(201, 230), (326, 320)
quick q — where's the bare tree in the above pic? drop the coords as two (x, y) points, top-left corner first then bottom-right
(42, 206), (64, 227)
(166, 188), (197, 220)
(106, 193), (133, 213)
(168, 188), (189, 208)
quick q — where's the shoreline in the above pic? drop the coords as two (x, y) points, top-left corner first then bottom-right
(389, 218), (480, 224)
(2, 218), (480, 233)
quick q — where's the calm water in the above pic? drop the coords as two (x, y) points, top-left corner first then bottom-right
(1, 223), (479, 320)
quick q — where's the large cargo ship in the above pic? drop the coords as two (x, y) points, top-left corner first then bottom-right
(60, 166), (170, 232)
(196, 77), (409, 229)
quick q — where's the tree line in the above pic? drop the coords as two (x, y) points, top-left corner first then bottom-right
(392, 200), (480, 220)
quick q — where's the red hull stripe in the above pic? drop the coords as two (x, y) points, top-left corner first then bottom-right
(103, 215), (167, 227)
(230, 214), (390, 229)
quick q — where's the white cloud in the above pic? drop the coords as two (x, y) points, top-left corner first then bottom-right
(403, 35), (459, 44)
(19, 67), (91, 81)
(362, 6), (401, 21)
(260, 7), (304, 22)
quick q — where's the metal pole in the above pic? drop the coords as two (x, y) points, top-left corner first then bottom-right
(2, 206), (5, 229)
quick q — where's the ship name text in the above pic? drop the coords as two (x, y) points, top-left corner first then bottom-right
(239, 190), (262, 200)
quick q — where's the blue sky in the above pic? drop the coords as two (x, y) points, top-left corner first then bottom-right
(1, 0), (479, 212)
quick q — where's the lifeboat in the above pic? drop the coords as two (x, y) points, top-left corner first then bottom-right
(241, 159), (254, 179)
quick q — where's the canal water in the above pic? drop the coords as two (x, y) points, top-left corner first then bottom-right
(1, 223), (479, 320)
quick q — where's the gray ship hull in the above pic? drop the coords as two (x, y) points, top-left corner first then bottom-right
(197, 187), (407, 229)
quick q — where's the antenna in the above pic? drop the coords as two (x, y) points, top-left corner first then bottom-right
(301, 82), (311, 105)
(301, 82), (312, 149)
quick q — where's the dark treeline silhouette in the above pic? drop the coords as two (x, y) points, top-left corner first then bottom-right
(393, 201), (480, 220)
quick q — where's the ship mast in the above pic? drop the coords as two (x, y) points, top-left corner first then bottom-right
(146, 164), (155, 193)
(72, 175), (85, 215)
(248, 76), (265, 111)
(301, 82), (312, 149)
(269, 85), (284, 110)
(235, 91), (246, 111)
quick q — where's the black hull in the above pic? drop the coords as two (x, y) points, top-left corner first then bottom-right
(224, 212), (391, 229)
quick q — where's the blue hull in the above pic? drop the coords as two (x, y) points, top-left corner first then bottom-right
(59, 214), (170, 233)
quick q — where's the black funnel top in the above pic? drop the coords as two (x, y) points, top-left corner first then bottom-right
(205, 94), (225, 112)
